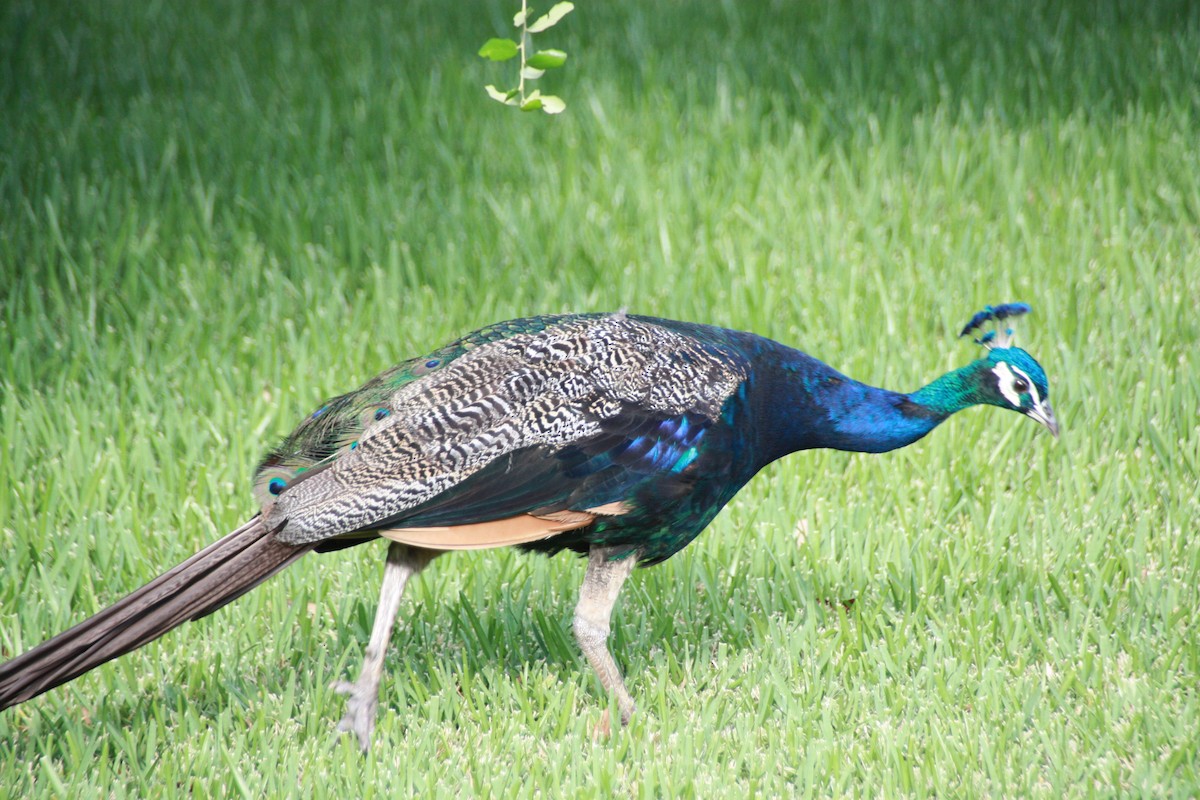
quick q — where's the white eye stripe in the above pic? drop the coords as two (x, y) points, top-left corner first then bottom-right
(991, 362), (1021, 406)
(1011, 365), (1041, 407)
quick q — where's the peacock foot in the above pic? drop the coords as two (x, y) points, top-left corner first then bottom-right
(331, 679), (380, 752)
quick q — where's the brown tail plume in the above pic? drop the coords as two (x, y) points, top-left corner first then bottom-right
(0, 516), (312, 710)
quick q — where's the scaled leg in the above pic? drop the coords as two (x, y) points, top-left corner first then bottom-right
(332, 542), (436, 751)
(573, 545), (639, 724)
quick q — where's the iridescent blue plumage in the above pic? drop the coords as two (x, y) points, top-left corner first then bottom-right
(291, 306), (1050, 566)
(249, 308), (1056, 566)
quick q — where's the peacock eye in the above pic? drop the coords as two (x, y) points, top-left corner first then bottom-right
(1013, 379), (1029, 393)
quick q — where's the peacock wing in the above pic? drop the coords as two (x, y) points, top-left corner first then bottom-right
(252, 315), (579, 509)
(262, 314), (749, 547)
(364, 407), (720, 550)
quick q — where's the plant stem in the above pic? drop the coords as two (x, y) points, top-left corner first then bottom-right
(517, 0), (528, 102)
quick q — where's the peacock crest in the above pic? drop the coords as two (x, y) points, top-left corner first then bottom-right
(958, 302), (1032, 350)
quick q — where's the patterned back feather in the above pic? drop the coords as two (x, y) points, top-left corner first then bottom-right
(258, 314), (750, 545)
(253, 315), (576, 508)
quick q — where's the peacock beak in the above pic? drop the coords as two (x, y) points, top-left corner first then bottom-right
(1027, 400), (1059, 438)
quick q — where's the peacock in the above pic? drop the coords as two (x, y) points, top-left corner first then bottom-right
(0, 303), (1057, 750)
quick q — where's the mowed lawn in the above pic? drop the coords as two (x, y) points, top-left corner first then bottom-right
(1, 0), (1198, 796)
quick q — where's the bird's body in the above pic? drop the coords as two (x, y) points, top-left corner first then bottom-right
(255, 312), (975, 563)
(0, 307), (1057, 749)
(257, 313), (755, 564)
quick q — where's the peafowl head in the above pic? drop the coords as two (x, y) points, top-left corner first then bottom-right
(959, 303), (1058, 437)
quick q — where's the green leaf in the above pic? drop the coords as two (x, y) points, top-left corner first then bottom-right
(520, 90), (543, 112)
(485, 85), (519, 105)
(512, 8), (529, 27)
(527, 1), (573, 33)
(526, 49), (567, 69)
(539, 95), (566, 114)
(521, 66), (545, 80)
(478, 38), (518, 61)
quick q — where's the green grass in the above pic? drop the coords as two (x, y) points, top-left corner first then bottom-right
(2, 0), (1199, 795)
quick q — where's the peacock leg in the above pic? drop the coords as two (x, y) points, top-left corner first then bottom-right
(573, 545), (639, 724)
(332, 542), (436, 751)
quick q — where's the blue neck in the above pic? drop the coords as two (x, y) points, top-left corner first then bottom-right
(750, 347), (980, 464)
(802, 381), (949, 455)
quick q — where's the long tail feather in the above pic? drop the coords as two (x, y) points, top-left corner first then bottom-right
(0, 516), (312, 710)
